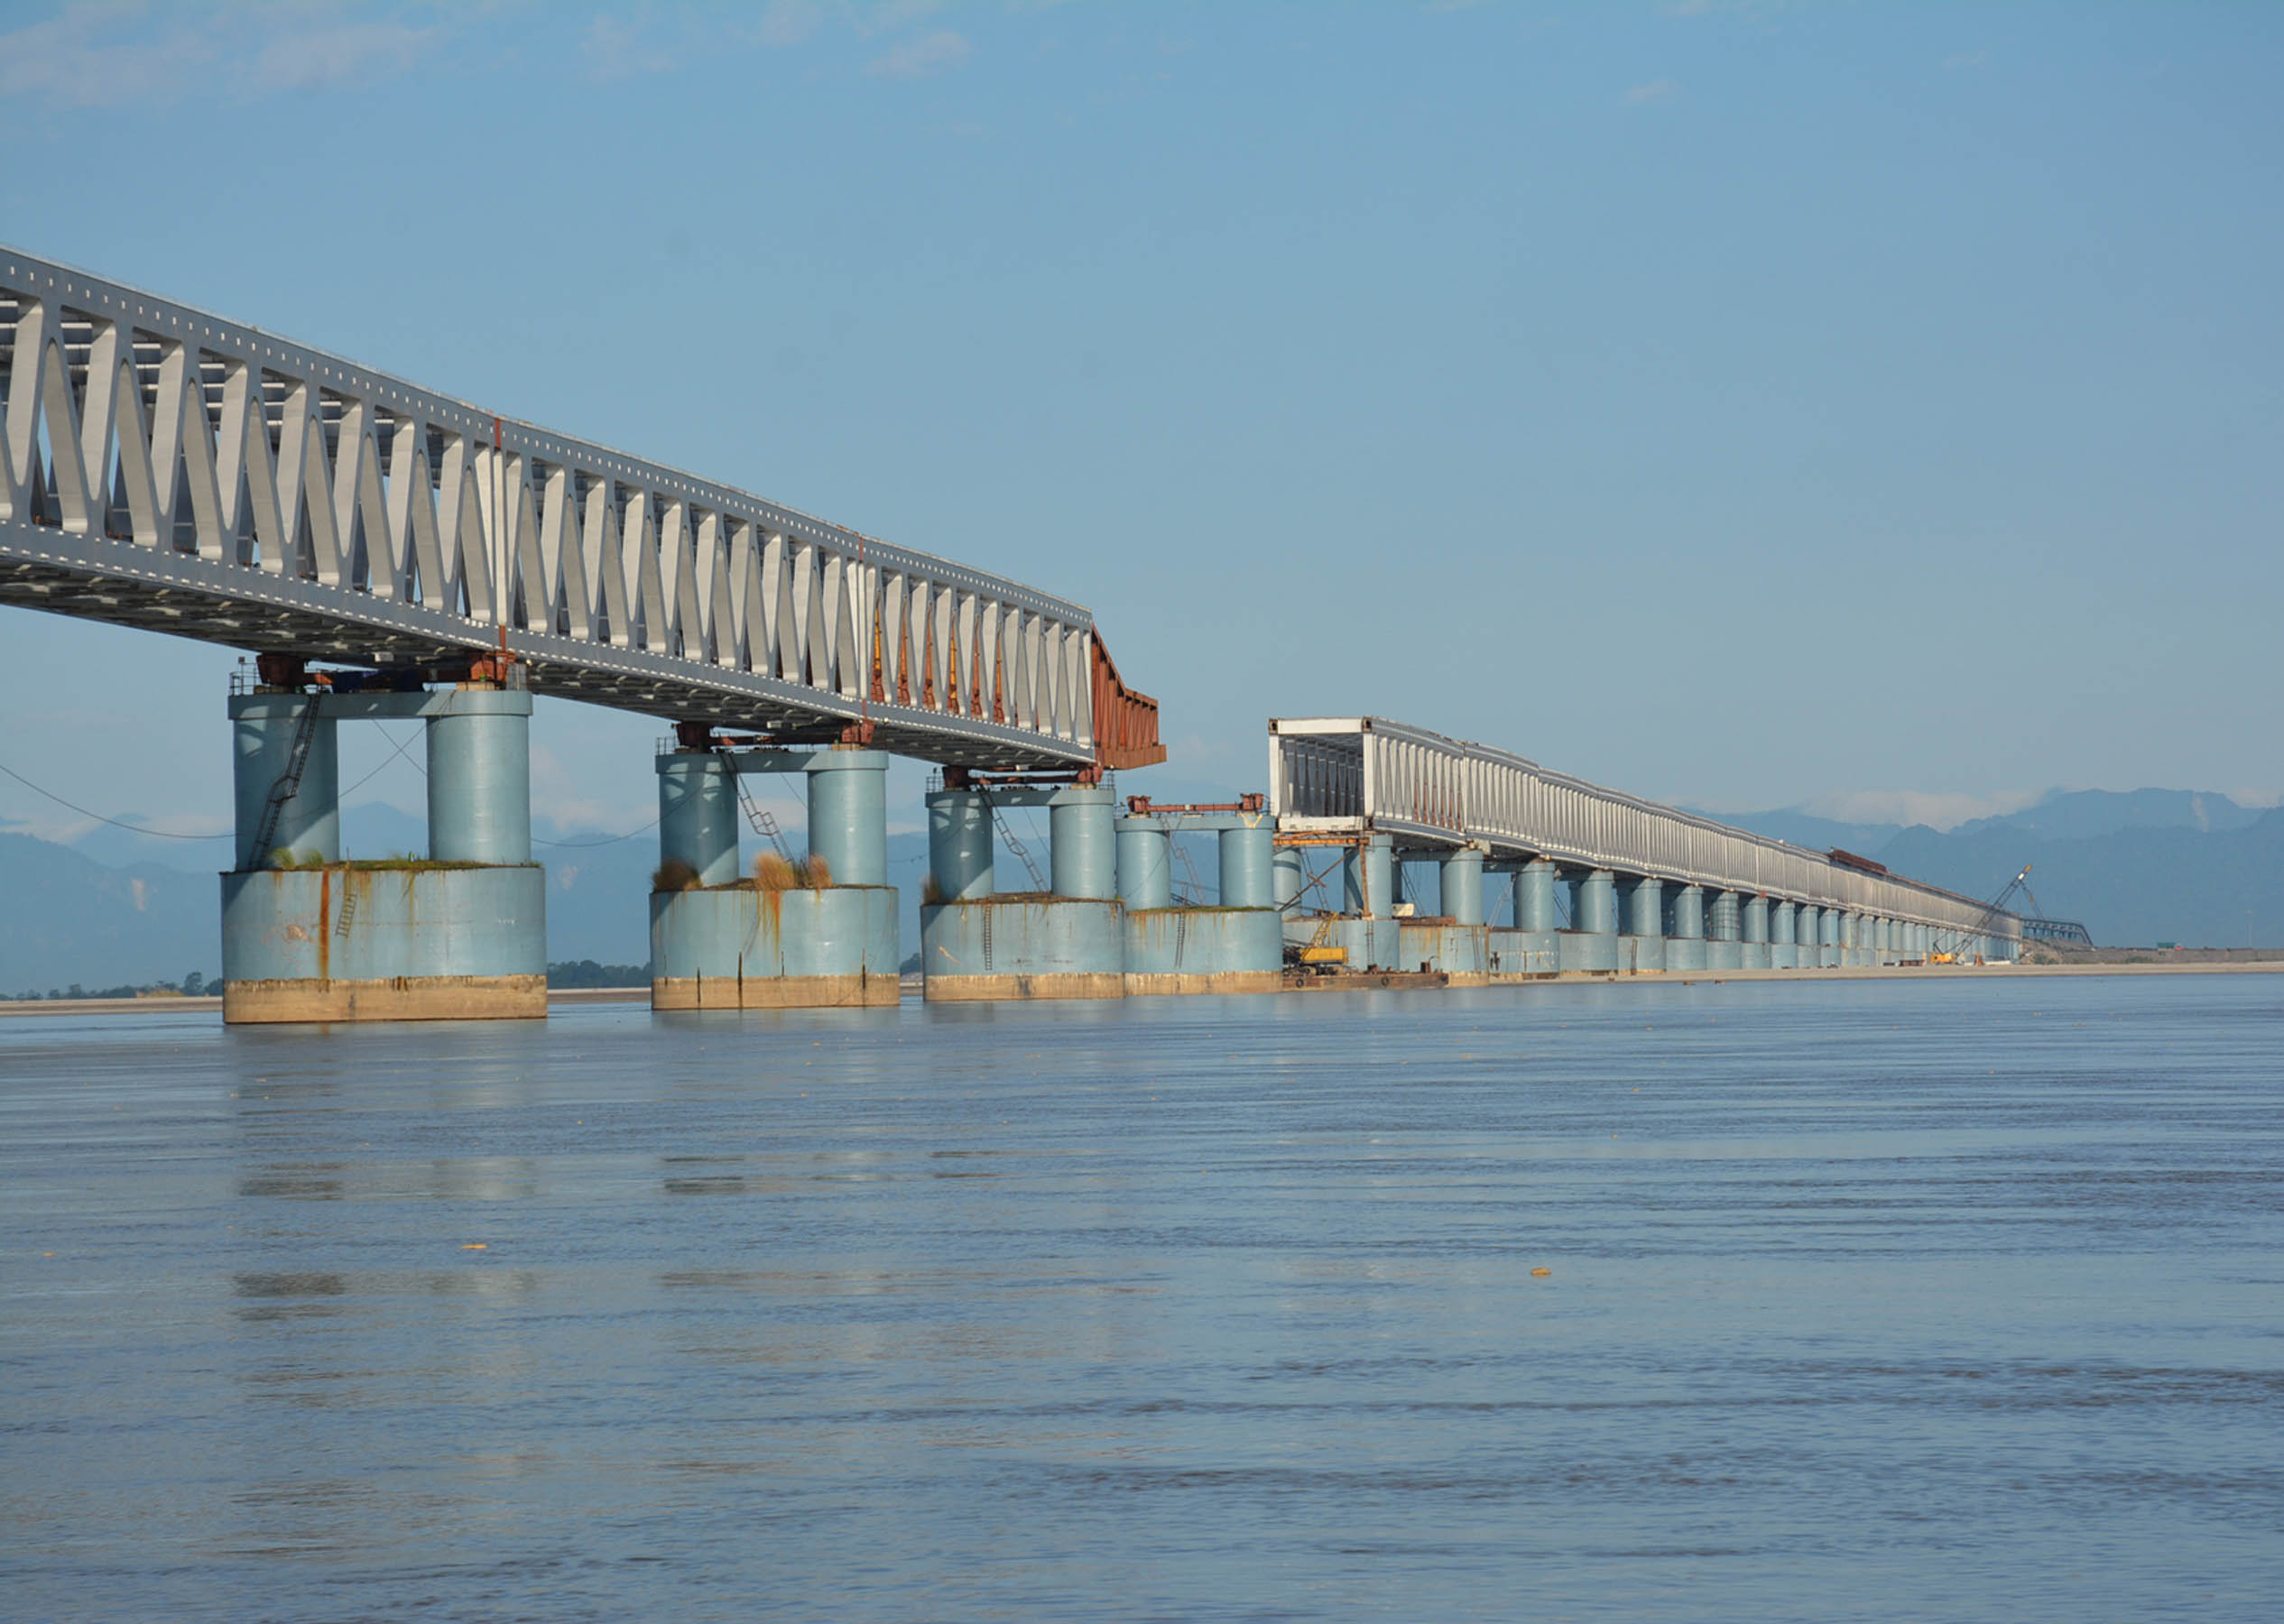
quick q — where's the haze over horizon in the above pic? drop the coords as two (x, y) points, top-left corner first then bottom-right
(4, 1), (2278, 843)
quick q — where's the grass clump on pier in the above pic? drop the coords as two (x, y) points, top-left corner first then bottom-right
(754, 853), (833, 890)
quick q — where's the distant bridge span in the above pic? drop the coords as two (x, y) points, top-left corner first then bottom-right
(1271, 715), (2020, 951)
(0, 246), (1161, 773)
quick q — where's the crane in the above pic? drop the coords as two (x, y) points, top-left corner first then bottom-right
(1933, 863), (2094, 961)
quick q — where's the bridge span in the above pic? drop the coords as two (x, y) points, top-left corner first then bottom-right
(1268, 716), (2020, 972)
(0, 246), (1160, 772)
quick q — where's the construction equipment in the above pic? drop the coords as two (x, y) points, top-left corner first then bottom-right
(1987, 863), (2095, 946)
(1280, 844), (1348, 970)
(1932, 863), (2093, 961)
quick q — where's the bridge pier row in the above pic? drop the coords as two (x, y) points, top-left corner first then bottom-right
(651, 748), (901, 1010)
(1488, 858), (1561, 977)
(1740, 894), (1771, 969)
(922, 786), (1125, 1001)
(1559, 868), (1621, 974)
(1768, 900), (1798, 969)
(221, 685), (546, 1024)
(1622, 876), (1666, 973)
(1705, 889), (1742, 971)
(1120, 812), (1283, 997)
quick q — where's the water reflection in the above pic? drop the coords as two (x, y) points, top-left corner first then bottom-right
(3, 982), (2281, 1620)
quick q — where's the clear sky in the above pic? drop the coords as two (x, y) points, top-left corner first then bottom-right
(3, 0), (2279, 849)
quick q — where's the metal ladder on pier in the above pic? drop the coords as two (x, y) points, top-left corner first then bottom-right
(249, 699), (322, 868)
(734, 774), (796, 865)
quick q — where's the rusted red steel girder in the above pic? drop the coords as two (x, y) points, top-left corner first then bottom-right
(1090, 633), (1164, 773)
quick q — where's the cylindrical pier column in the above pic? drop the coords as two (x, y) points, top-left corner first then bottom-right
(1440, 848), (1484, 926)
(804, 749), (889, 885)
(1573, 870), (1618, 936)
(1623, 875), (1664, 971)
(1742, 895), (1768, 943)
(1515, 859), (1560, 930)
(1819, 906), (1843, 967)
(1709, 890), (1741, 941)
(1049, 786), (1117, 900)
(657, 752), (739, 886)
(427, 689), (533, 864)
(230, 695), (340, 870)
(927, 789), (994, 902)
(1345, 835), (1393, 916)
(1117, 818), (1173, 910)
(1769, 900), (1797, 969)
(1624, 877), (1663, 937)
(1272, 844), (1306, 909)
(1220, 818), (1275, 909)
(1799, 904), (1825, 965)
(1671, 885), (1706, 941)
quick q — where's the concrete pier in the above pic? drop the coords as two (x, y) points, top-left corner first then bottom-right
(1345, 835), (1395, 918)
(1560, 869), (1621, 973)
(1623, 876), (1666, 973)
(1769, 900), (1797, 970)
(1667, 883), (1707, 973)
(651, 746), (900, 1010)
(657, 752), (739, 885)
(1122, 808), (1282, 995)
(1741, 893), (1771, 970)
(1706, 888), (1742, 971)
(923, 782), (1125, 1001)
(221, 685), (544, 1023)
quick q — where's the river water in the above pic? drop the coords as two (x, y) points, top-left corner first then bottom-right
(3, 975), (2279, 1621)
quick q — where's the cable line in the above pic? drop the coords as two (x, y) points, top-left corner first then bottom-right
(0, 758), (232, 840)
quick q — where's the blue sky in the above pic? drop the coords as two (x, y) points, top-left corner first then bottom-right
(3, 0), (2279, 851)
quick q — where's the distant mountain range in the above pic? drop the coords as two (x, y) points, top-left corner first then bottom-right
(1699, 789), (2283, 948)
(1704, 787), (2269, 855)
(5, 786), (2277, 991)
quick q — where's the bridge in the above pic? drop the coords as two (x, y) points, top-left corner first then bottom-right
(1, 245), (2017, 1020)
(1268, 716), (2020, 971)
(0, 246), (1161, 772)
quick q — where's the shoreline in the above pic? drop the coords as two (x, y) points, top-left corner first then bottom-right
(4, 958), (2280, 1020)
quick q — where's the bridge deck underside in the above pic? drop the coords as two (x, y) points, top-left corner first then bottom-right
(2, 526), (1085, 769)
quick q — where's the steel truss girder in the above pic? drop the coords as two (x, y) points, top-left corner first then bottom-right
(0, 246), (1105, 770)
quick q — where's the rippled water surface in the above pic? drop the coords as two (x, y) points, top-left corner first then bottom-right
(5, 975), (2281, 1620)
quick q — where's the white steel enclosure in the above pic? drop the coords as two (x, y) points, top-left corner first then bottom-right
(1270, 716), (2020, 942)
(0, 246), (1140, 770)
